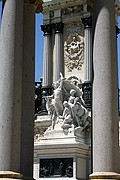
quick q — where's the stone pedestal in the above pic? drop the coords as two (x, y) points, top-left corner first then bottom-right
(34, 131), (91, 180)
(92, 0), (119, 176)
(0, 0), (23, 173)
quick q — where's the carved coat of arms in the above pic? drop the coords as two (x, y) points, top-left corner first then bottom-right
(64, 23), (84, 72)
(64, 34), (84, 72)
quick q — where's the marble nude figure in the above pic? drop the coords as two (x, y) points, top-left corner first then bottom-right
(45, 73), (91, 133)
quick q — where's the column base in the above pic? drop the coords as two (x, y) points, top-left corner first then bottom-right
(0, 171), (23, 179)
(89, 172), (120, 180)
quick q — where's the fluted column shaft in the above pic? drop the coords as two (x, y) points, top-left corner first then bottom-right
(0, 0), (23, 172)
(53, 22), (64, 81)
(41, 24), (52, 87)
(82, 17), (92, 82)
(92, 0), (119, 173)
(20, 2), (35, 179)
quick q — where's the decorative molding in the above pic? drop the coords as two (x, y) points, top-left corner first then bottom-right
(0, 171), (23, 179)
(62, 5), (83, 16)
(64, 22), (84, 72)
(50, 11), (54, 18)
(24, 0), (43, 13)
(115, 1), (120, 16)
(42, 0), (85, 12)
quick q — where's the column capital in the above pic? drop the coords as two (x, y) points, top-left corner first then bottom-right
(82, 16), (92, 29)
(24, 0), (43, 13)
(41, 24), (52, 35)
(53, 22), (64, 34)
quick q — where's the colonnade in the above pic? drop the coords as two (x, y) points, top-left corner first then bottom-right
(41, 1), (120, 180)
(0, 0), (120, 179)
(0, 0), (42, 179)
(41, 21), (64, 88)
(41, 18), (92, 105)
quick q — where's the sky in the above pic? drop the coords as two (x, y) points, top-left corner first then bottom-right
(0, 2), (120, 85)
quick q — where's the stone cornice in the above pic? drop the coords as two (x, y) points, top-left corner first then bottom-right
(24, 0), (43, 13)
(42, 0), (86, 12)
(42, 0), (120, 16)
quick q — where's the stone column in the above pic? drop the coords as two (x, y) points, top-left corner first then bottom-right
(41, 24), (52, 87)
(39, 24), (53, 115)
(82, 16), (92, 82)
(53, 22), (64, 82)
(20, 1), (42, 179)
(0, 0), (23, 178)
(82, 17), (92, 109)
(90, 0), (120, 179)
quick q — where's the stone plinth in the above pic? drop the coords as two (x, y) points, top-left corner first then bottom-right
(34, 139), (91, 180)
(90, 172), (120, 180)
(0, 171), (23, 179)
(35, 115), (52, 128)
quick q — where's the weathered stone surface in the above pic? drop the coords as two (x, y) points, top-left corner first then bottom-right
(20, 3), (35, 179)
(92, 0), (119, 173)
(0, 0), (23, 172)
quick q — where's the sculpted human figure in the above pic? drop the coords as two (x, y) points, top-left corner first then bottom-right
(68, 89), (79, 122)
(45, 73), (66, 129)
(68, 89), (89, 128)
(52, 73), (65, 119)
(61, 101), (73, 129)
(68, 89), (76, 105)
(45, 74), (90, 131)
(45, 96), (57, 129)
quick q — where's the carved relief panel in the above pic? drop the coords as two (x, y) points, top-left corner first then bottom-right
(64, 22), (84, 80)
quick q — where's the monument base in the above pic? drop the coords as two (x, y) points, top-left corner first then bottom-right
(34, 128), (91, 180)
